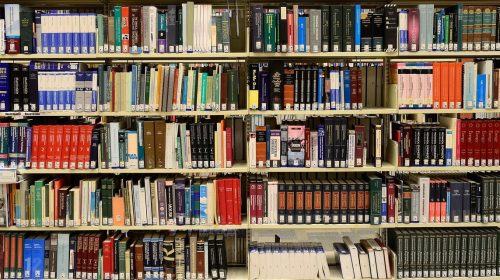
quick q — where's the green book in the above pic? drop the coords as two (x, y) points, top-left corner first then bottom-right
(456, 4), (464, 51)
(200, 72), (208, 109)
(206, 75), (213, 110)
(444, 15), (450, 47)
(118, 237), (129, 279)
(97, 14), (105, 53)
(215, 15), (223, 52)
(101, 178), (108, 225)
(114, 6), (122, 53)
(194, 182), (200, 223)
(145, 68), (151, 110)
(176, 137), (183, 168)
(264, 13), (277, 52)
(366, 175), (382, 225)
(20, 10), (33, 53)
(213, 71), (220, 111)
(30, 185), (35, 226)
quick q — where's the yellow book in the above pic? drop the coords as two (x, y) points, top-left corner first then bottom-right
(248, 89), (259, 110)
(155, 65), (164, 110)
(196, 72), (203, 110)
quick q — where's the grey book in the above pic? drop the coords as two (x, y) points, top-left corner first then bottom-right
(161, 66), (170, 111)
(309, 9), (321, 53)
(166, 64), (176, 112)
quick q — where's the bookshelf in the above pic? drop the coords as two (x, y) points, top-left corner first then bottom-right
(1, 1), (500, 280)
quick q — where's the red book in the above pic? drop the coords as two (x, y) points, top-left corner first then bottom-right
(54, 126), (63, 169)
(102, 237), (113, 280)
(225, 127), (233, 168)
(81, 234), (89, 278)
(304, 128), (310, 167)
(121, 7), (130, 53)
(53, 177), (65, 226)
(37, 125), (48, 169)
(351, 69), (358, 109)
(494, 120), (500, 165)
(487, 120), (494, 166)
(356, 68), (363, 109)
(76, 234), (83, 278)
(46, 125), (56, 168)
(3, 234), (9, 279)
(287, 11), (294, 52)
(172, 68), (179, 108)
(407, 8), (420, 52)
(77, 126), (87, 169)
(440, 180), (447, 223)
(466, 120), (475, 166)
(216, 179), (227, 225)
(432, 62), (441, 109)
(69, 125), (80, 169)
(455, 62), (464, 108)
(448, 62), (456, 109)
(256, 180), (264, 224)
(0, 234), (4, 277)
(30, 125), (39, 169)
(249, 180), (257, 224)
(429, 180), (436, 223)
(62, 126), (72, 169)
(6, 39), (20, 54)
(225, 179), (234, 224)
(84, 125), (93, 169)
(473, 120), (481, 166)
(440, 62), (449, 109)
(233, 178), (241, 224)
(480, 120), (488, 166)
(387, 178), (396, 223)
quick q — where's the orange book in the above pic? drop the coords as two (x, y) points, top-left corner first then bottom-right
(172, 68), (179, 109)
(448, 63), (456, 109)
(155, 66), (164, 110)
(440, 62), (449, 109)
(9, 234), (15, 279)
(53, 177), (65, 226)
(455, 62), (464, 108)
(433, 62), (441, 108)
(255, 126), (267, 167)
(3, 234), (9, 279)
(112, 196), (125, 226)
(121, 7), (130, 53)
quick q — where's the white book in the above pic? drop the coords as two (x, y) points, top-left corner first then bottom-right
(360, 240), (378, 278)
(0, 19), (6, 54)
(249, 132), (257, 168)
(150, 180), (158, 225)
(355, 243), (371, 278)
(347, 130), (355, 168)
(139, 185), (148, 225)
(343, 237), (362, 279)
(478, 60), (493, 109)
(334, 243), (354, 280)
(367, 239), (386, 279)
(148, 7), (158, 53)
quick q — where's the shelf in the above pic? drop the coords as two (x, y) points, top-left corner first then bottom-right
(17, 168), (100, 174)
(398, 108), (500, 114)
(249, 222), (500, 230)
(0, 52), (248, 61)
(0, 110), (249, 118)
(248, 108), (397, 116)
(397, 165), (500, 172)
(249, 163), (396, 173)
(98, 163), (249, 174)
(247, 51), (397, 59)
(397, 51), (500, 58)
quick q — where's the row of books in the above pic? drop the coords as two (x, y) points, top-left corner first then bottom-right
(0, 231), (238, 280)
(388, 228), (500, 278)
(392, 117), (500, 167)
(249, 117), (383, 169)
(248, 242), (330, 279)
(0, 3), (232, 54)
(398, 173), (500, 224)
(251, 4), (500, 53)
(99, 63), (240, 113)
(99, 118), (244, 170)
(390, 60), (500, 109)
(248, 63), (383, 111)
(401, 5), (499, 52)
(3, 175), (242, 228)
(334, 237), (393, 280)
(248, 175), (381, 225)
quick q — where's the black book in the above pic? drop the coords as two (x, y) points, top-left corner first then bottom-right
(340, 180), (348, 223)
(286, 180), (295, 224)
(176, 7), (183, 52)
(329, 6), (342, 52)
(333, 118), (342, 168)
(422, 126), (431, 166)
(321, 180), (331, 224)
(251, 5), (264, 52)
(202, 123), (209, 168)
(196, 123), (204, 168)
(305, 67), (311, 110)
(189, 124), (197, 168)
(339, 118), (347, 167)
(295, 180), (304, 224)
(321, 6), (330, 52)
(208, 235), (218, 278)
(90, 127), (100, 169)
(409, 228), (417, 277)
(361, 12), (373, 52)
(448, 179), (463, 223)
(412, 126), (422, 166)
(158, 10), (167, 53)
(311, 67), (318, 110)
(461, 179), (471, 223)
(437, 127), (446, 166)
(324, 118), (335, 167)
(312, 180), (322, 224)
(299, 67), (306, 110)
(331, 180), (340, 223)
(269, 61), (283, 110)
(372, 12), (384, 52)
(10, 64), (22, 111)
(167, 5), (177, 53)
(342, 5), (355, 52)
(347, 180), (356, 224)
(278, 180), (286, 224)
(293, 67), (300, 110)
(216, 234), (227, 279)
(208, 123), (215, 167)
(28, 69), (38, 112)
(279, 5), (287, 52)
(304, 180), (313, 224)
(21, 65), (29, 111)
(20, 9), (33, 54)
(114, 234), (122, 279)
(383, 4), (398, 51)
(184, 237), (190, 277)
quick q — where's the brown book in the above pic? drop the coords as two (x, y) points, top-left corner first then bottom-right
(16, 234), (24, 279)
(482, 7), (493, 50)
(0, 234), (4, 278)
(130, 6), (142, 53)
(93, 234), (102, 278)
(3, 233), (9, 279)
(108, 14), (115, 53)
(255, 126), (267, 167)
(134, 240), (144, 280)
(76, 234), (84, 279)
(49, 233), (57, 279)
(220, 72), (228, 110)
(463, 7), (471, 50)
(472, 6), (483, 51)
(354, 125), (365, 167)
(356, 68), (363, 109)
(143, 121), (156, 169)
(283, 68), (295, 109)
(196, 237), (205, 279)
(154, 120), (166, 168)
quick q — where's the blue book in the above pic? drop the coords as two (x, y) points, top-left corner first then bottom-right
(80, 14), (89, 54)
(381, 184), (387, 223)
(91, 71), (98, 111)
(184, 183), (191, 225)
(56, 14), (64, 54)
(182, 76), (189, 107)
(438, 10), (445, 50)
(317, 125), (325, 167)
(336, 71), (342, 109)
(477, 74), (486, 108)
(72, 14), (80, 53)
(399, 10), (408, 51)
(137, 120), (145, 168)
(317, 69), (323, 110)
(194, 183), (200, 223)
(190, 183), (196, 224)
(49, 14), (57, 53)
(24, 236), (33, 279)
(200, 183), (207, 224)
(343, 70), (351, 110)
(0, 63), (11, 112)
(354, 5), (361, 52)
(63, 14), (73, 54)
(88, 14), (96, 54)
(298, 16), (306, 52)
(31, 236), (45, 279)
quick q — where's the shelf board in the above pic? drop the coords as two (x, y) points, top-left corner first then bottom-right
(0, 110), (248, 118)
(397, 51), (500, 58)
(397, 165), (500, 172)
(99, 163), (248, 174)
(249, 163), (396, 173)
(0, 53), (247, 61)
(17, 169), (100, 174)
(249, 223), (394, 230)
(247, 51), (397, 59)
(398, 108), (500, 114)
(248, 108), (397, 116)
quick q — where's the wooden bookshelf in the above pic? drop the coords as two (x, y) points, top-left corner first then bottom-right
(398, 108), (500, 114)
(98, 163), (249, 174)
(249, 108), (398, 116)
(249, 163), (396, 173)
